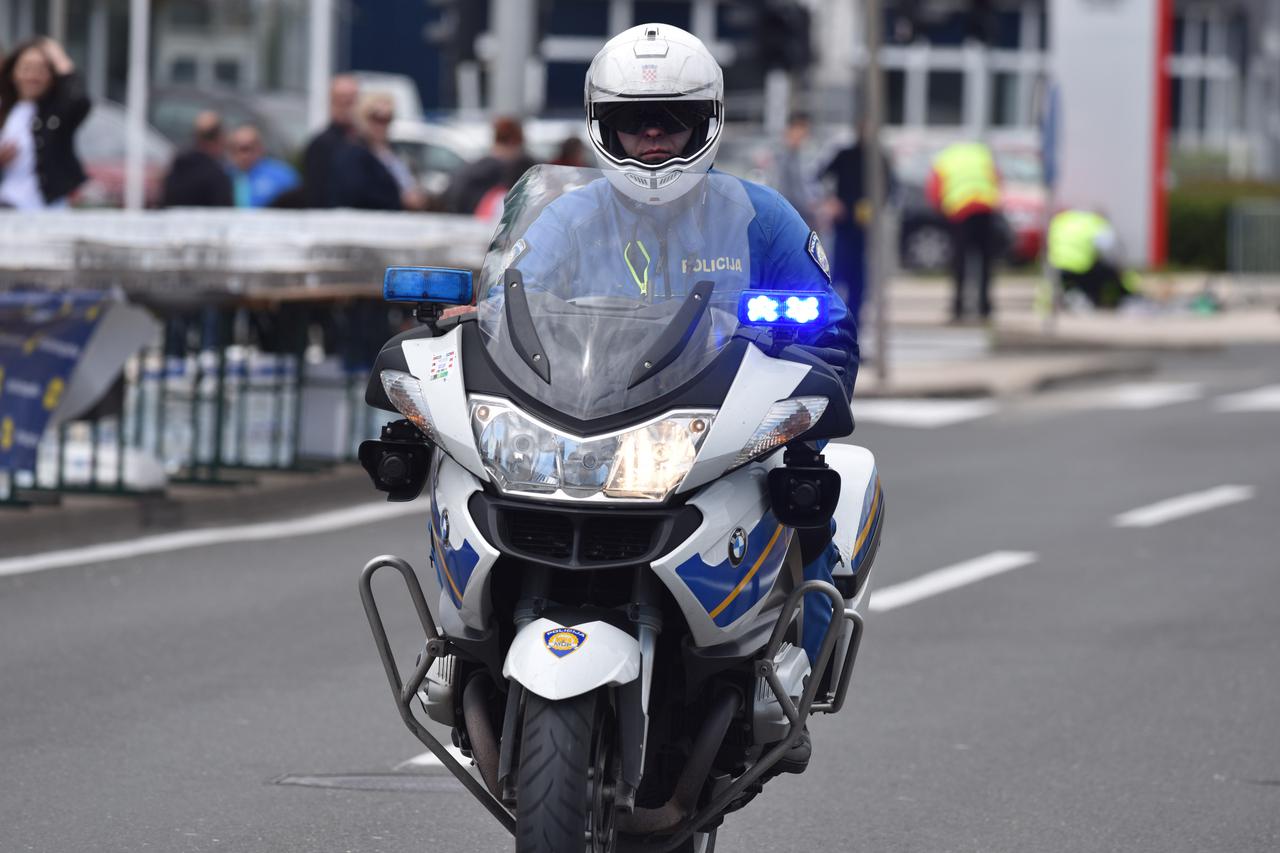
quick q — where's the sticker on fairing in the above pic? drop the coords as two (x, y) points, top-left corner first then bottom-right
(544, 627), (587, 658)
(428, 351), (456, 381)
(807, 231), (831, 281)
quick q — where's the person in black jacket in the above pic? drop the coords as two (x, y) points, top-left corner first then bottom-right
(0, 36), (91, 209)
(302, 74), (358, 208)
(331, 92), (424, 211)
(161, 110), (233, 207)
(444, 115), (536, 215)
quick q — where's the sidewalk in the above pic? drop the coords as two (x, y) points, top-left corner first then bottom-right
(858, 273), (1280, 398)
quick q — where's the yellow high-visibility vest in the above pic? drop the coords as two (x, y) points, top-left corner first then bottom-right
(1048, 210), (1109, 274)
(933, 142), (1001, 218)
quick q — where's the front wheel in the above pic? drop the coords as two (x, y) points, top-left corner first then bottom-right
(516, 690), (617, 853)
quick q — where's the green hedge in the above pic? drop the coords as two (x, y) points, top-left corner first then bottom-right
(1167, 182), (1280, 270)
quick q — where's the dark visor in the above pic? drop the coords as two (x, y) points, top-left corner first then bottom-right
(597, 100), (716, 135)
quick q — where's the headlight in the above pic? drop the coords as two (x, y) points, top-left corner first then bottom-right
(729, 396), (829, 469)
(380, 370), (436, 441)
(470, 397), (714, 502)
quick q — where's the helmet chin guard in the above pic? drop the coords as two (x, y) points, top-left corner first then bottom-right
(585, 23), (725, 205)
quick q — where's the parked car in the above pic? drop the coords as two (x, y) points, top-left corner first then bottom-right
(149, 86), (307, 159)
(74, 100), (175, 207)
(388, 117), (592, 203)
(350, 71), (426, 125)
(890, 138), (1045, 271)
(388, 120), (482, 200)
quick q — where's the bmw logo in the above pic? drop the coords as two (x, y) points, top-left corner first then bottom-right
(439, 510), (451, 544)
(728, 528), (747, 566)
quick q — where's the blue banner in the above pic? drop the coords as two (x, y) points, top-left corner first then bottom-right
(0, 291), (109, 475)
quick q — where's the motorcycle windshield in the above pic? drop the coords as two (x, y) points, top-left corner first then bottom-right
(477, 165), (756, 422)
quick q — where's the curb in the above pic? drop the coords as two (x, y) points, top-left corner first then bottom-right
(0, 464), (378, 559)
(854, 352), (1157, 400)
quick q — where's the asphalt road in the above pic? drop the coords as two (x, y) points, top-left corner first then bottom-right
(2, 345), (1279, 853)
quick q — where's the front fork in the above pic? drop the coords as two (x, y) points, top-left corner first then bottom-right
(360, 555), (852, 851)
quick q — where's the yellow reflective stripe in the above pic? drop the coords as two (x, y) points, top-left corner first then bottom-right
(853, 479), (882, 557)
(432, 530), (464, 604)
(709, 524), (785, 620)
(623, 240), (651, 296)
(936, 144), (1000, 216)
(1049, 211), (1104, 273)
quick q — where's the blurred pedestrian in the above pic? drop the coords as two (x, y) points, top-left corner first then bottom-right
(225, 125), (299, 208)
(303, 74), (358, 208)
(1048, 208), (1140, 310)
(819, 121), (896, 323)
(550, 135), (589, 167)
(0, 37), (90, 210)
(774, 112), (821, 229)
(927, 140), (1002, 322)
(331, 91), (424, 211)
(161, 110), (232, 207)
(445, 116), (536, 216)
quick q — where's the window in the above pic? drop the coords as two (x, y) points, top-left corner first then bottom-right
(991, 10), (1021, 50)
(214, 60), (241, 88)
(170, 58), (198, 85)
(547, 0), (609, 37)
(886, 69), (906, 126)
(168, 1), (211, 28)
(990, 71), (1019, 127)
(926, 71), (964, 126)
(633, 2), (691, 33)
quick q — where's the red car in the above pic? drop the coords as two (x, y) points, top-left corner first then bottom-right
(73, 100), (174, 208)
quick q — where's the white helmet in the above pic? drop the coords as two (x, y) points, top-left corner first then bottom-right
(585, 23), (724, 204)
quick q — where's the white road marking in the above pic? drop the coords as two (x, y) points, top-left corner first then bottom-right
(0, 501), (426, 577)
(868, 551), (1039, 612)
(1215, 384), (1280, 412)
(395, 745), (473, 771)
(1112, 484), (1255, 528)
(1090, 381), (1202, 410)
(853, 399), (998, 428)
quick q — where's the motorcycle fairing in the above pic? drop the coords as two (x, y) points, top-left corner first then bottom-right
(401, 330), (489, 481)
(650, 457), (792, 647)
(821, 443), (882, 607)
(676, 342), (811, 494)
(503, 617), (642, 701)
(429, 453), (502, 631)
(675, 510), (792, 629)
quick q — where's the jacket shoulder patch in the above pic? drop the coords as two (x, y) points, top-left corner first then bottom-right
(807, 231), (831, 281)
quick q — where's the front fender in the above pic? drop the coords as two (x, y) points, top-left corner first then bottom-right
(502, 618), (640, 701)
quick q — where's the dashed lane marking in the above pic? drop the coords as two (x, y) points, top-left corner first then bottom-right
(0, 501), (426, 577)
(1112, 484), (1256, 528)
(395, 745), (474, 771)
(868, 551), (1039, 612)
(1087, 381), (1203, 410)
(1215, 384), (1280, 413)
(852, 399), (998, 428)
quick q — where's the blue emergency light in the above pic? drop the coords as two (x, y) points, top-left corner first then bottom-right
(737, 290), (829, 327)
(383, 266), (474, 305)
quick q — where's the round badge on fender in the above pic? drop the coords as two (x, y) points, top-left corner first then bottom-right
(439, 509), (451, 544)
(728, 527), (747, 566)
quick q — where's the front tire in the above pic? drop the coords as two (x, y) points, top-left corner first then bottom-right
(516, 691), (616, 853)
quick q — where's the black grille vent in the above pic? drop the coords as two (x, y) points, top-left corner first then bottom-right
(473, 494), (703, 569)
(580, 517), (659, 562)
(502, 509), (573, 559)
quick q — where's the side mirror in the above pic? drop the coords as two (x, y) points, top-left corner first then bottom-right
(384, 266), (474, 305)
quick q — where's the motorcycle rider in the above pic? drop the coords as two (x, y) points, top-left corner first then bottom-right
(460, 24), (861, 683)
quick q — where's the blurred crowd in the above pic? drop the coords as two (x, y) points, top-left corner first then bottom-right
(0, 40), (1137, 321)
(159, 74), (567, 213)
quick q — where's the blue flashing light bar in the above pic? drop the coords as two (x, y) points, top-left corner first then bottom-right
(737, 290), (829, 327)
(383, 266), (474, 305)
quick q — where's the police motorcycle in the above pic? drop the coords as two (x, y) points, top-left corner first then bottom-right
(357, 165), (884, 853)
